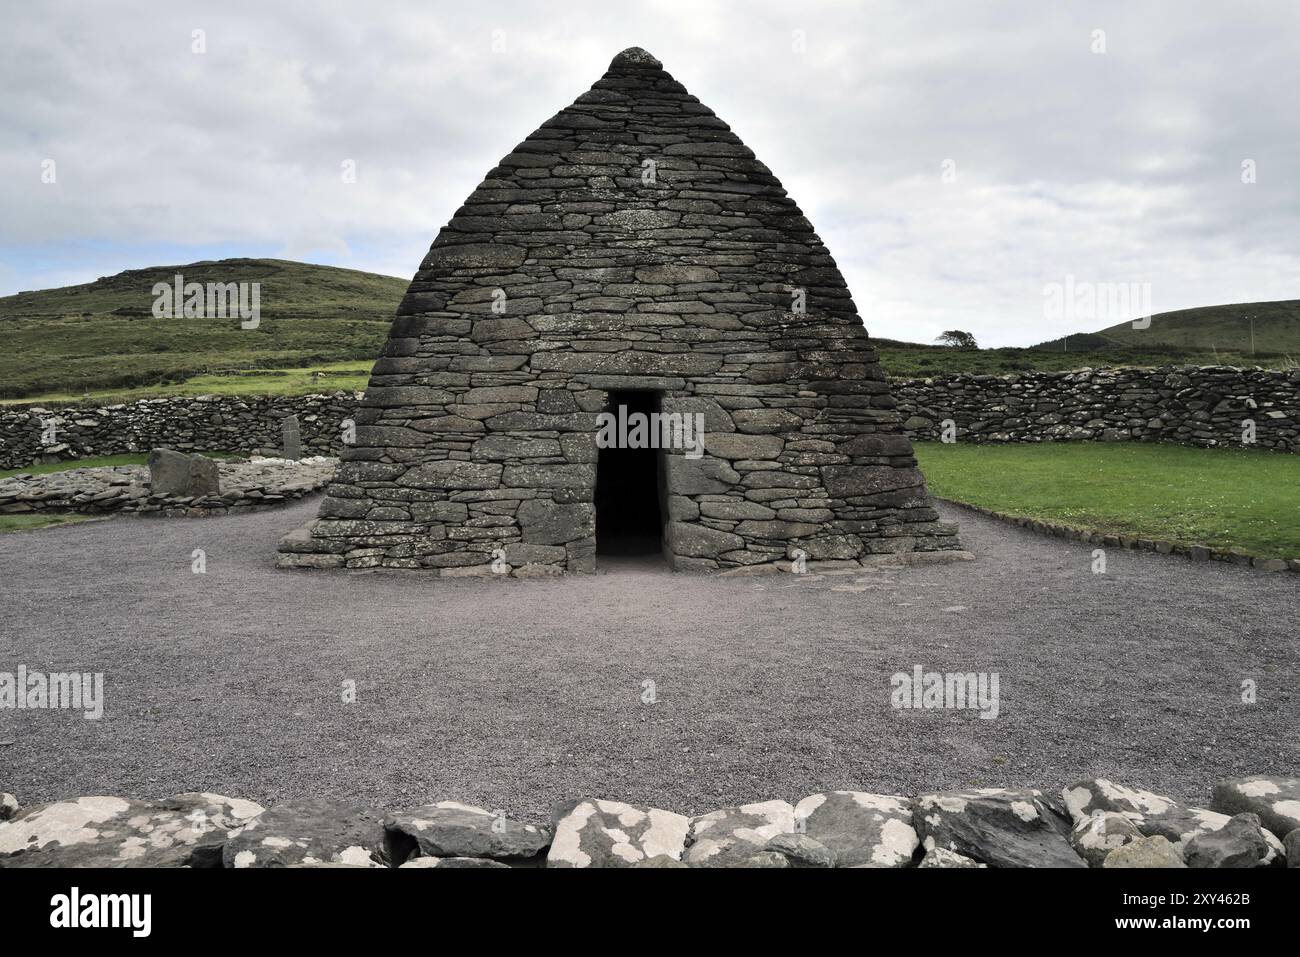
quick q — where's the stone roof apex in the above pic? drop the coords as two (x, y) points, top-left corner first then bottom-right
(609, 47), (662, 70)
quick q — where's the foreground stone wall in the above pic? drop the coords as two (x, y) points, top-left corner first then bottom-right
(1, 774), (1296, 868)
(0, 392), (358, 470)
(895, 366), (1300, 451)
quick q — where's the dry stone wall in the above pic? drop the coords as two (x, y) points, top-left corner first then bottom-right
(0, 392), (357, 471)
(4, 365), (1297, 477)
(895, 366), (1300, 451)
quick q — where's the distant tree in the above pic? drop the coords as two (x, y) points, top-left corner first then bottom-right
(936, 330), (979, 350)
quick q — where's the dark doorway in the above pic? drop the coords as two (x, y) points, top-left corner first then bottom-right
(595, 390), (665, 557)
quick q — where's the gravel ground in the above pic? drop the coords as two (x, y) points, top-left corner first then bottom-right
(0, 499), (1296, 821)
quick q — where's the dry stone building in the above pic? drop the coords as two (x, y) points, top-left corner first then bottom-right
(279, 47), (962, 573)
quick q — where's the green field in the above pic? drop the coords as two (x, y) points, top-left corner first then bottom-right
(913, 441), (1300, 559)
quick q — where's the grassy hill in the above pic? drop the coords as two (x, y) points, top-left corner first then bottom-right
(1033, 299), (1300, 357)
(0, 259), (405, 399)
(870, 338), (1280, 378)
(1, 258), (1294, 402)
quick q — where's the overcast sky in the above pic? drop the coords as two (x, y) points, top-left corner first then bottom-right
(2, 1), (1297, 346)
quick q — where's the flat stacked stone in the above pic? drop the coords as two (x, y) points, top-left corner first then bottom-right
(278, 46), (961, 573)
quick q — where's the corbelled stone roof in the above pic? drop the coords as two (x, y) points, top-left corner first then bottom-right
(279, 47), (963, 573)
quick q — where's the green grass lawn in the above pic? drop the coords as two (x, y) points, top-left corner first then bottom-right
(913, 441), (1300, 558)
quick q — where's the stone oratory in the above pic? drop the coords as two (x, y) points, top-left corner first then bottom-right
(279, 47), (963, 573)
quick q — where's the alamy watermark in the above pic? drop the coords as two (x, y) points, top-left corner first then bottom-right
(1, 666), (104, 719)
(596, 405), (705, 459)
(1043, 275), (1152, 329)
(152, 274), (261, 328)
(891, 665), (999, 719)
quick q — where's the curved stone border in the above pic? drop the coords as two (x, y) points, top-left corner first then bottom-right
(940, 498), (1298, 573)
(2, 774), (1295, 868)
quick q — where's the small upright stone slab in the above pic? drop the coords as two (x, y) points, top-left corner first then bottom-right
(547, 799), (689, 867)
(685, 800), (795, 867)
(147, 448), (220, 497)
(385, 801), (551, 866)
(281, 414), (302, 461)
(793, 791), (918, 867)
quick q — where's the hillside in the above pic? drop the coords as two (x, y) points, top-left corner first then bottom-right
(1033, 299), (1300, 356)
(0, 258), (408, 321)
(2, 259), (1294, 402)
(0, 259), (406, 399)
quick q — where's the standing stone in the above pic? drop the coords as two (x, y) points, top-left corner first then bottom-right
(282, 414), (302, 461)
(147, 448), (220, 497)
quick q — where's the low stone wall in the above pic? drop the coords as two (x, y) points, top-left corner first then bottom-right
(894, 366), (1300, 451)
(3, 365), (1298, 473)
(1, 774), (1295, 868)
(0, 392), (359, 470)
(0, 457), (336, 518)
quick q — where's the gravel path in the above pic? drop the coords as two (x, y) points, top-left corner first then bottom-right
(1, 499), (1295, 820)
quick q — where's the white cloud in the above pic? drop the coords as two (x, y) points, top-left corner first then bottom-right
(0, 0), (1296, 345)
